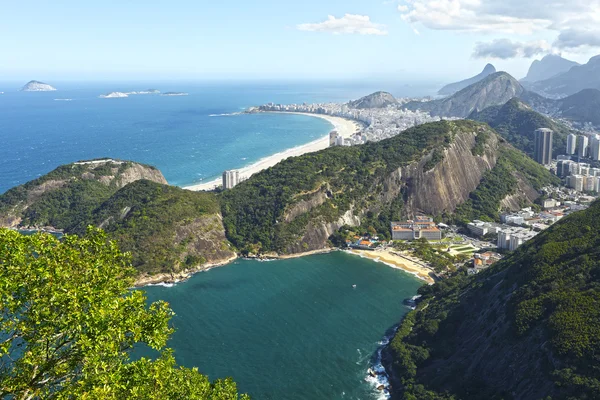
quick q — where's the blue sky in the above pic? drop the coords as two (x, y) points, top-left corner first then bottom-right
(1, 0), (599, 82)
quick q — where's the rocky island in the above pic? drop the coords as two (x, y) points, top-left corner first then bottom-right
(21, 80), (57, 92)
(99, 92), (129, 98)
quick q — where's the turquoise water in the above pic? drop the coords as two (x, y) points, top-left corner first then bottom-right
(141, 252), (423, 400)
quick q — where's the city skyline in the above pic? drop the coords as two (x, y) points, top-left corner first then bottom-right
(2, 0), (599, 82)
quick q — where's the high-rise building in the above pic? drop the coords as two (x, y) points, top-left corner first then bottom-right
(566, 133), (577, 155)
(590, 135), (600, 161)
(329, 131), (339, 147)
(222, 170), (240, 190)
(557, 160), (573, 177)
(568, 174), (585, 192)
(534, 128), (553, 165)
(578, 135), (589, 158)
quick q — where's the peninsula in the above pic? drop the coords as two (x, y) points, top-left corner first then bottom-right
(21, 80), (57, 92)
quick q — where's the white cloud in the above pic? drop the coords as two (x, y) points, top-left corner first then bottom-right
(473, 39), (551, 59)
(297, 14), (388, 36)
(397, 0), (600, 52)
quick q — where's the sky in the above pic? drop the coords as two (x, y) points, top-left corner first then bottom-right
(1, 0), (599, 83)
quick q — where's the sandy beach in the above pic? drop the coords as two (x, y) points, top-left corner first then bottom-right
(349, 249), (436, 284)
(183, 112), (364, 191)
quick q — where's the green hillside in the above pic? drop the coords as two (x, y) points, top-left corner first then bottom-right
(220, 120), (473, 254)
(469, 98), (572, 156)
(78, 180), (232, 275)
(388, 200), (600, 399)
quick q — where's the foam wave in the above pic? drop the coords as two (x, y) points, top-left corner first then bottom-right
(208, 112), (242, 117)
(145, 282), (177, 288)
(365, 327), (400, 399)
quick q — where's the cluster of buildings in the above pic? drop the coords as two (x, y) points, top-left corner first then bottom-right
(390, 217), (442, 241)
(556, 160), (600, 192)
(565, 133), (600, 160)
(257, 101), (443, 143)
(329, 131), (365, 147)
(466, 207), (566, 251)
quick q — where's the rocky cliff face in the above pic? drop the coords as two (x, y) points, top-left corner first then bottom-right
(284, 126), (500, 253)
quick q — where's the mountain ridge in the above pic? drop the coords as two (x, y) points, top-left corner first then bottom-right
(438, 64), (496, 96)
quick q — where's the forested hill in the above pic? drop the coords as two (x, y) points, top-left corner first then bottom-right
(469, 98), (572, 157)
(0, 159), (166, 230)
(220, 120), (557, 255)
(387, 199), (600, 399)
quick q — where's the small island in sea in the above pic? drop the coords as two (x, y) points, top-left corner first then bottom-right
(21, 80), (57, 92)
(127, 89), (160, 95)
(161, 91), (188, 96)
(98, 92), (129, 98)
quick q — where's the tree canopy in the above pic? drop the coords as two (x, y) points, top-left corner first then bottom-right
(0, 228), (248, 399)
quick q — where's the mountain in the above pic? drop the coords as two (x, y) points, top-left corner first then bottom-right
(76, 180), (235, 279)
(529, 54), (600, 97)
(469, 98), (572, 156)
(21, 80), (57, 92)
(555, 88), (600, 126)
(221, 120), (558, 254)
(403, 72), (525, 118)
(521, 54), (579, 83)
(438, 64), (496, 96)
(0, 159), (166, 230)
(386, 199), (600, 399)
(349, 91), (397, 109)
(0, 159), (233, 280)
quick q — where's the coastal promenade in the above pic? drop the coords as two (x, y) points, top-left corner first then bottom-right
(183, 113), (363, 191)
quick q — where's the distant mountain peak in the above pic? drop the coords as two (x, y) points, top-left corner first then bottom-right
(438, 64), (497, 96)
(521, 54), (580, 83)
(405, 71), (525, 118)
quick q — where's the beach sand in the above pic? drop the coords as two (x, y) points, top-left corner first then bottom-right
(349, 249), (436, 284)
(183, 113), (363, 191)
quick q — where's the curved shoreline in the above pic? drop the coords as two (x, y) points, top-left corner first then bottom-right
(182, 112), (364, 192)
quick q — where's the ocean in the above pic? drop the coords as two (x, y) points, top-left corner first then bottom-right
(140, 252), (423, 400)
(0, 80), (438, 194)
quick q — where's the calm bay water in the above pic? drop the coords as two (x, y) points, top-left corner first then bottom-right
(141, 252), (422, 400)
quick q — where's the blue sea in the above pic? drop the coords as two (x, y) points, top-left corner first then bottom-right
(0, 80), (438, 194)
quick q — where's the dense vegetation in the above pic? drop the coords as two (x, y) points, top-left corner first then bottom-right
(451, 145), (560, 224)
(470, 98), (572, 156)
(77, 180), (228, 275)
(0, 228), (248, 399)
(220, 121), (469, 254)
(388, 200), (600, 399)
(0, 160), (159, 230)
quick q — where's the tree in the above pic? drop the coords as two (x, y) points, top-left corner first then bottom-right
(0, 228), (249, 400)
